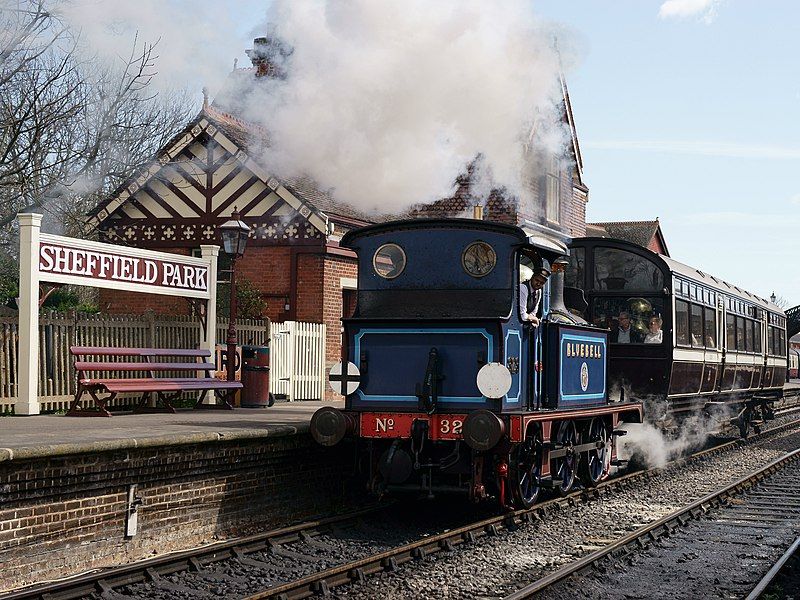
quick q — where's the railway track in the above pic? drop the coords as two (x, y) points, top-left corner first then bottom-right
(6, 414), (800, 600)
(505, 449), (800, 599)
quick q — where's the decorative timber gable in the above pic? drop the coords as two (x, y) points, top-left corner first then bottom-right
(88, 107), (330, 248)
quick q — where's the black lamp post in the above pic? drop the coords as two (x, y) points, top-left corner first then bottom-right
(219, 210), (250, 382)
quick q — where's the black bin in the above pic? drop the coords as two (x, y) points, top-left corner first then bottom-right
(241, 345), (274, 408)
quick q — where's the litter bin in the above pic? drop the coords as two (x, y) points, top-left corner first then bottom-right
(241, 345), (274, 408)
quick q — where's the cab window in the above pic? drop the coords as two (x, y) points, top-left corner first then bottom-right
(593, 248), (663, 291)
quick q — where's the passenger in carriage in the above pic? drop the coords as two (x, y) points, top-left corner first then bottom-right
(644, 315), (663, 344)
(611, 311), (643, 344)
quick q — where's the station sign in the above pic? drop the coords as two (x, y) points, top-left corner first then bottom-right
(37, 234), (211, 299)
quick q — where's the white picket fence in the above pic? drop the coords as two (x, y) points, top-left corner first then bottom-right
(269, 321), (327, 401)
(0, 313), (327, 412)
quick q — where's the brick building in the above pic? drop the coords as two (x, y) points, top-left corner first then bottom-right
(584, 219), (669, 256)
(88, 36), (591, 389)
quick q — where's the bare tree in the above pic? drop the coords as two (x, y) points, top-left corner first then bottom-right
(0, 0), (195, 245)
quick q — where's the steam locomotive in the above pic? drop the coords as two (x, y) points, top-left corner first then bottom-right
(310, 219), (642, 508)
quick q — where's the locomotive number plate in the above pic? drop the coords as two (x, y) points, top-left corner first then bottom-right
(359, 413), (467, 440)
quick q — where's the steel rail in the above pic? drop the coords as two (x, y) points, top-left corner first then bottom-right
(6, 417), (800, 600)
(744, 535), (800, 600)
(0, 505), (388, 600)
(242, 418), (800, 600)
(503, 448), (800, 599)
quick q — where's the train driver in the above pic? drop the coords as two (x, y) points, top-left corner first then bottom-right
(520, 264), (550, 327)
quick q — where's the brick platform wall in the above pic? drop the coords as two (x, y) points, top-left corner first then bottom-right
(322, 256), (358, 401)
(0, 434), (358, 592)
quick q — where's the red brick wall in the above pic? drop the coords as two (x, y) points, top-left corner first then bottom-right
(99, 247), (191, 315)
(0, 435), (357, 592)
(648, 237), (667, 255)
(322, 256), (358, 400)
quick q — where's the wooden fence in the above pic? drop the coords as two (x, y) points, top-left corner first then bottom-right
(0, 312), (326, 413)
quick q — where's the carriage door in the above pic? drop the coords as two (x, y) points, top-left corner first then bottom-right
(716, 298), (726, 392)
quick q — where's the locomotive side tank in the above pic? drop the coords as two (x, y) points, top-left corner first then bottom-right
(311, 219), (642, 508)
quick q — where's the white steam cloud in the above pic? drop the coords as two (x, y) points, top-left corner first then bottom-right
(49, 0), (576, 216)
(658, 0), (722, 23)
(232, 0), (574, 214)
(53, 0), (250, 93)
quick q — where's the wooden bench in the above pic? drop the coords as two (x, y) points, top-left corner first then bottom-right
(68, 346), (243, 417)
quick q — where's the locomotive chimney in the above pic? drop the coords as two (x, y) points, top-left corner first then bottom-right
(548, 257), (585, 325)
(473, 205), (484, 220)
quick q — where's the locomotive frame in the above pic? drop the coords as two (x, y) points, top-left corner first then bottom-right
(311, 219), (642, 508)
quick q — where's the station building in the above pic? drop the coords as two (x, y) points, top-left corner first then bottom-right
(87, 36), (591, 389)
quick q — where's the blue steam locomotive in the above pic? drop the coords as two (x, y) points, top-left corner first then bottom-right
(310, 219), (642, 508)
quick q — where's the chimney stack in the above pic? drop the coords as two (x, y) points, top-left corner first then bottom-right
(245, 30), (292, 79)
(473, 205), (484, 220)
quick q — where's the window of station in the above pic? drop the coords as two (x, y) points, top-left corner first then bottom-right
(592, 296), (666, 344)
(593, 248), (663, 291)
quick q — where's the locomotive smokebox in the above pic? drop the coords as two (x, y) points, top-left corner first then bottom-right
(462, 409), (506, 451)
(310, 407), (355, 446)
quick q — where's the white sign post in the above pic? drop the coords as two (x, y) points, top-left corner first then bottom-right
(16, 214), (218, 415)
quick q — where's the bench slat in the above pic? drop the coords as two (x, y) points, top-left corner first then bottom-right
(71, 347), (212, 358)
(102, 379), (242, 393)
(75, 361), (216, 372)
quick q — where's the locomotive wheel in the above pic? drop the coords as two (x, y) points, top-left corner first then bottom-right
(553, 421), (578, 494)
(510, 425), (543, 509)
(580, 418), (611, 487)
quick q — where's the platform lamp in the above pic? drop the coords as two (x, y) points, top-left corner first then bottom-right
(219, 209), (251, 382)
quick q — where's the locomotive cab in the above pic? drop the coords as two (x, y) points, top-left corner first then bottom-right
(311, 219), (643, 508)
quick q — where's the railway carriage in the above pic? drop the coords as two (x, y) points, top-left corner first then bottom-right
(564, 237), (787, 435)
(311, 219), (642, 508)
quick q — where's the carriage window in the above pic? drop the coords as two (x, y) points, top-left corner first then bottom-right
(736, 317), (745, 351)
(726, 314), (736, 350)
(691, 304), (703, 347)
(592, 296), (665, 343)
(593, 248), (663, 291)
(780, 329), (786, 355)
(754, 321), (762, 353)
(676, 300), (690, 347)
(744, 319), (753, 353)
(564, 247), (585, 289)
(748, 320), (756, 353)
(704, 307), (716, 348)
(768, 326), (775, 355)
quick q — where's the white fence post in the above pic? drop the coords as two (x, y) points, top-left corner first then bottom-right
(17, 213), (42, 415)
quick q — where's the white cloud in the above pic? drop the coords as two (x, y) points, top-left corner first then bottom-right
(790, 194), (800, 205)
(658, 0), (721, 23)
(583, 139), (800, 160)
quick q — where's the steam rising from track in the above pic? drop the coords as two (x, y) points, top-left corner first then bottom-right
(617, 403), (735, 468)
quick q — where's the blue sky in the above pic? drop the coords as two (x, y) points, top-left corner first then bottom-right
(535, 0), (800, 306)
(227, 1), (799, 306)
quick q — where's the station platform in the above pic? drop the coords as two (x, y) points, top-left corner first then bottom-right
(0, 400), (356, 593)
(0, 400), (343, 462)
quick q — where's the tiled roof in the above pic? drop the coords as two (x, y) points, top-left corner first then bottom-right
(586, 220), (661, 249)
